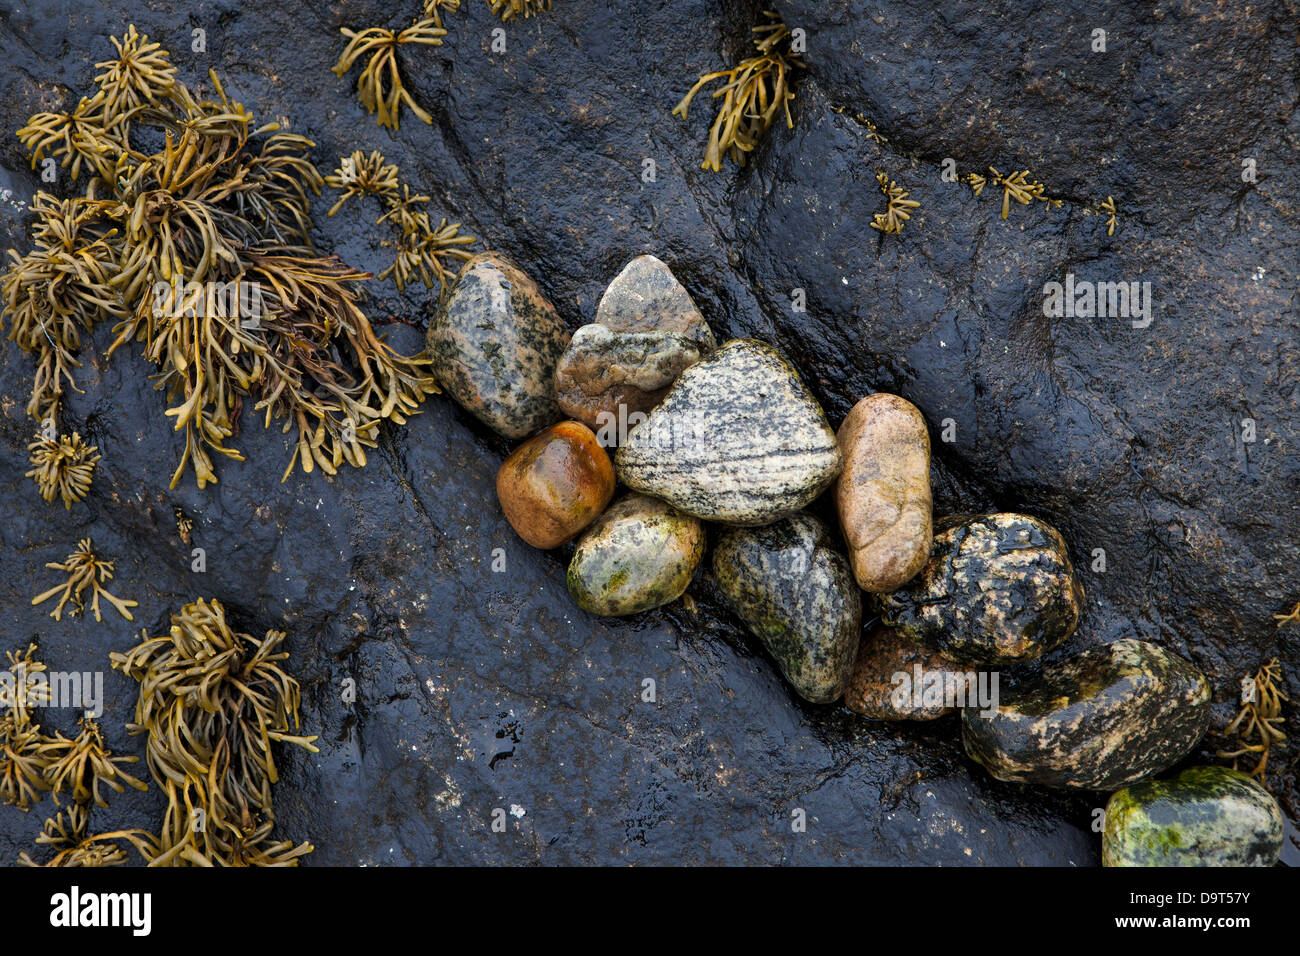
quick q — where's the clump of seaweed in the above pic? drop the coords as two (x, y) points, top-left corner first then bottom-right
(489, 0), (552, 20)
(870, 172), (921, 235)
(3, 27), (445, 490)
(327, 153), (475, 293)
(40, 718), (148, 809)
(1275, 601), (1300, 627)
(324, 149), (400, 215)
(0, 713), (50, 810)
(1217, 657), (1288, 783)
(1, 645), (53, 810)
(1100, 195), (1118, 236)
(111, 598), (318, 866)
(31, 538), (138, 623)
(175, 507), (194, 545)
(964, 166), (1060, 219)
(333, 18), (447, 130)
(18, 804), (158, 867)
(26, 431), (100, 508)
(673, 10), (804, 172)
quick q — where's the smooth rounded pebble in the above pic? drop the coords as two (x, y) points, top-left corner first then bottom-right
(496, 421), (615, 549)
(567, 494), (705, 615)
(713, 513), (861, 703)
(615, 339), (842, 526)
(845, 625), (975, 720)
(428, 252), (570, 439)
(876, 512), (1084, 664)
(835, 393), (932, 592)
(1103, 766), (1284, 867)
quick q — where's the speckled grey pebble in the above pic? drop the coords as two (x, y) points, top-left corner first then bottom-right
(427, 252), (570, 439)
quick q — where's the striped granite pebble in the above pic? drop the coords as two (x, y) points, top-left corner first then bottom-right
(713, 513), (861, 703)
(614, 339), (842, 525)
(428, 252), (570, 439)
(962, 639), (1212, 789)
(1103, 766), (1284, 867)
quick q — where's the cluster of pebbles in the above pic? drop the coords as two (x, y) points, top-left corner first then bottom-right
(427, 251), (1285, 867)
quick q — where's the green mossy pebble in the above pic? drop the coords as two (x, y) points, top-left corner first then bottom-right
(1103, 766), (1284, 867)
(567, 494), (705, 615)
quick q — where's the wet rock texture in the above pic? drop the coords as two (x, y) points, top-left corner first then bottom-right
(1102, 766), (1284, 867)
(0, 0), (1295, 865)
(962, 639), (1212, 790)
(845, 626), (972, 721)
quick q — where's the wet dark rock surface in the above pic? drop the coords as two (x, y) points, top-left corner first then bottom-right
(0, 0), (1296, 865)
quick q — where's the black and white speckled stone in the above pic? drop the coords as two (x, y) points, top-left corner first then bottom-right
(876, 513), (1084, 664)
(567, 493), (705, 616)
(713, 513), (861, 703)
(615, 339), (842, 526)
(962, 639), (1212, 790)
(427, 252), (570, 439)
(1103, 766), (1284, 867)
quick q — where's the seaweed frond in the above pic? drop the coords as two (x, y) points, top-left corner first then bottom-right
(986, 166), (1060, 219)
(39, 718), (148, 809)
(1, 713), (51, 810)
(17, 804), (158, 867)
(673, 10), (804, 172)
(1275, 601), (1300, 627)
(964, 172), (987, 197)
(332, 19), (447, 130)
(1217, 657), (1288, 783)
(1100, 195), (1118, 236)
(31, 538), (138, 623)
(92, 23), (178, 120)
(423, 0), (462, 28)
(488, 0), (551, 21)
(111, 598), (318, 866)
(870, 172), (921, 235)
(26, 431), (101, 508)
(325, 149), (400, 216)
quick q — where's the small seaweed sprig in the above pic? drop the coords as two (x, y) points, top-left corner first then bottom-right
(423, 0), (463, 28)
(987, 167), (1060, 219)
(870, 172), (921, 235)
(26, 431), (101, 508)
(325, 149), (400, 216)
(674, 10), (804, 172)
(332, 19), (447, 130)
(1100, 195), (1118, 236)
(488, 0), (551, 21)
(1217, 657), (1288, 782)
(40, 718), (148, 809)
(1, 714), (53, 811)
(31, 538), (138, 623)
(327, 156), (476, 293)
(17, 804), (158, 867)
(91, 23), (178, 120)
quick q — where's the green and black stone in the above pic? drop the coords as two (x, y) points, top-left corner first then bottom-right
(962, 639), (1212, 790)
(428, 252), (571, 440)
(875, 512), (1084, 664)
(1103, 766), (1284, 867)
(712, 513), (861, 703)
